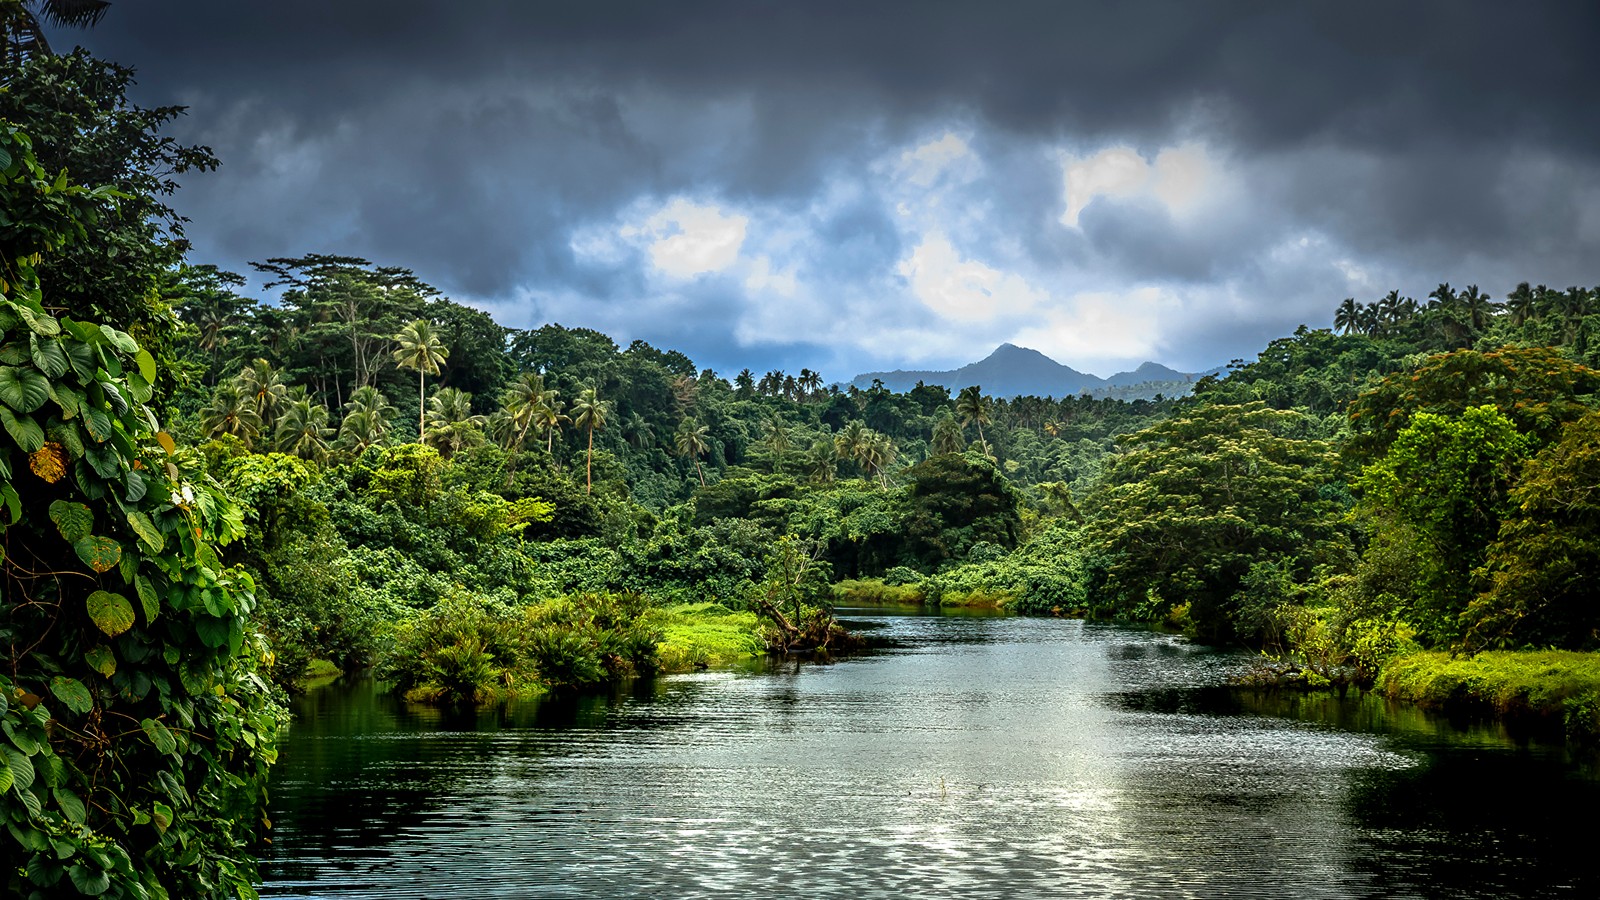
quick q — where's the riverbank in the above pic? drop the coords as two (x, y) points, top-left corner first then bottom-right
(1377, 650), (1600, 741)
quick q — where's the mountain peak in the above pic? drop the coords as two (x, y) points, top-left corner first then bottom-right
(852, 346), (1216, 400)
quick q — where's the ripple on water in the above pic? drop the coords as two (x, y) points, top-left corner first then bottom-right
(261, 615), (1599, 899)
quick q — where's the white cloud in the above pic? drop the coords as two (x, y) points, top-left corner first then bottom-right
(620, 197), (749, 278)
(897, 232), (1048, 322)
(1010, 287), (1182, 365)
(1060, 143), (1222, 227)
(894, 132), (980, 187)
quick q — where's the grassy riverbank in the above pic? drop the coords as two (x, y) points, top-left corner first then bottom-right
(1377, 650), (1600, 740)
(655, 602), (766, 671)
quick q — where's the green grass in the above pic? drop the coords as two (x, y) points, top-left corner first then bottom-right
(1378, 650), (1600, 739)
(936, 588), (1015, 609)
(831, 579), (927, 606)
(654, 602), (765, 672)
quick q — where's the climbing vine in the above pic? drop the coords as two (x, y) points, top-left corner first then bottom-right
(0, 126), (284, 897)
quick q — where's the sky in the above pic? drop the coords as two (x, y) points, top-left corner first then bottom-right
(52, 1), (1600, 380)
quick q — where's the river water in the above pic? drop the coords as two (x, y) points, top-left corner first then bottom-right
(260, 610), (1599, 898)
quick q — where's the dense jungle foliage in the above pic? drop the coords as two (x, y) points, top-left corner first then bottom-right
(7, 7), (1600, 896)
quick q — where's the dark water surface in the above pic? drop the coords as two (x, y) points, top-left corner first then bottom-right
(261, 611), (1599, 898)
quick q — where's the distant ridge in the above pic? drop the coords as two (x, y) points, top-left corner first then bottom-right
(851, 344), (1217, 400)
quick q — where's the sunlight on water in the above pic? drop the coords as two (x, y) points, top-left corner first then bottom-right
(261, 614), (1597, 899)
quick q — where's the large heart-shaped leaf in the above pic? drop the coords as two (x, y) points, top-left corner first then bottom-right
(84, 644), (116, 678)
(49, 500), (93, 543)
(85, 590), (135, 637)
(0, 365), (50, 413)
(29, 334), (68, 378)
(125, 510), (163, 552)
(49, 676), (93, 715)
(141, 718), (177, 756)
(0, 406), (43, 452)
(74, 536), (122, 573)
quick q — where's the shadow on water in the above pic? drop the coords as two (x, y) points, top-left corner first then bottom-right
(263, 613), (1600, 898)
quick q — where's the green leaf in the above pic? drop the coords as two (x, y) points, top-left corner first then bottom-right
(134, 348), (156, 384)
(74, 536), (122, 573)
(49, 500), (93, 543)
(17, 304), (60, 337)
(3, 719), (39, 754)
(83, 405), (113, 442)
(135, 574), (160, 625)
(0, 406), (44, 452)
(63, 339), (96, 380)
(29, 334), (68, 378)
(125, 510), (163, 552)
(140, 718), (177, 756)
(48, 677), (93, 715)
(0, 365), (50, 412)
(194, 615), (230, 649)
(84, 645), (116, 678)
(85, 590), (135, 637)
(85, 444), (121, 479)
(0, 757), (11, 793)
(150, 800), (173, 834)
(52, 787), (86, 825)
(68, 865), (110, 897)
(3, 746), (35, 790)
(98, 325), (138, 354)
(126, 370), (153, 403)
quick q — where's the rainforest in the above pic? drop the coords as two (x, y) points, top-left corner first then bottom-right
(6, 3), (1600, 898)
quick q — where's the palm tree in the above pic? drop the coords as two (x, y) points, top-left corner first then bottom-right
(955, 386), (991, 446)
(199, 383), (262, 449)
(392, 319), (448, 442)
(764, 412), (791, 459)
(235, 359), (288, 432)
(424, 387), (487, 458)
(570, 387), (610, 494)
(1505, 282), (1537, 327)
(857, 432), (896, 489)
(734, 368), (756, 400)
(798, 368), (823, 400)
(931, 413), (965, 455)
(275, 398), (332, 461)
(497, 373), (545, 455)
(1333, 298), (1360, 335)
(535, 389), (569, 456)
(834, 420), (869, 474)
(674, 420), (711, 487)
(1459, 284), (1500, 333)
(805, 438), (837, 484)
(337, 385), (396, 453)
(4, 0), (110, 66)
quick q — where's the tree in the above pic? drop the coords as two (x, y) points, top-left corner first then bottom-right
(2, 0), (108, 64)
(1081, 402), (1350, 644)
(1467, 410), (1600, 650)
(930, 412), (965, 455)
(199, 382), (263, 448)
(1334, 297), (1361, 335)
(955, 385), (991, 446)
(675, 420), (711, 487)
(275, 396), (333, 461)
(392, 318), (448, 441)
(570, 386), (609, 494)
(1355, 405), (1531, 646)
(423, 386), (487, 458)
(536, 388), (569, 455)
(0, 46), (219, 393)
(235, 358), (288, 432)
(902, 450), (1022, 567)
(337, 385), (396, 453)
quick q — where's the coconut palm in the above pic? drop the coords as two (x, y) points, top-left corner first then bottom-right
(392, 319), (448, 442)
(805, 438), (837, 484)
(570, 387), (610, 494)
(535, 389), (568, 456)
(275, 398), (332, 461)
(931, 413), (965, 455)
(198, 382), (262, 449)
(424, 387), (487, 458)
(674, 420), (711, 487)
(764, 413), (791, 458)
(4, 0), (109, 66)
(497, 373), (546, 455)
(234, 359), (288, 432)
(834, 420), (869, 471)
(857, 432), (896, 489)
(955, 386), (991, 446)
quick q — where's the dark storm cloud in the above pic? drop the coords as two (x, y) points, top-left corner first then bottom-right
(48, 0), (1600, 376)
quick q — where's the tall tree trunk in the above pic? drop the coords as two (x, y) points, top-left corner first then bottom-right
(586, 426), (594, 493)
(418, 368), (425, 443)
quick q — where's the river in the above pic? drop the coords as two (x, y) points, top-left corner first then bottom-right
(260, 610), (1599, 898)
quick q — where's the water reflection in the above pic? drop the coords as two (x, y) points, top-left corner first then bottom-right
(262, 613), (1599, 898)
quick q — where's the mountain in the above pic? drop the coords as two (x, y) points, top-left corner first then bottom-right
(851, 344), (1216, 400)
